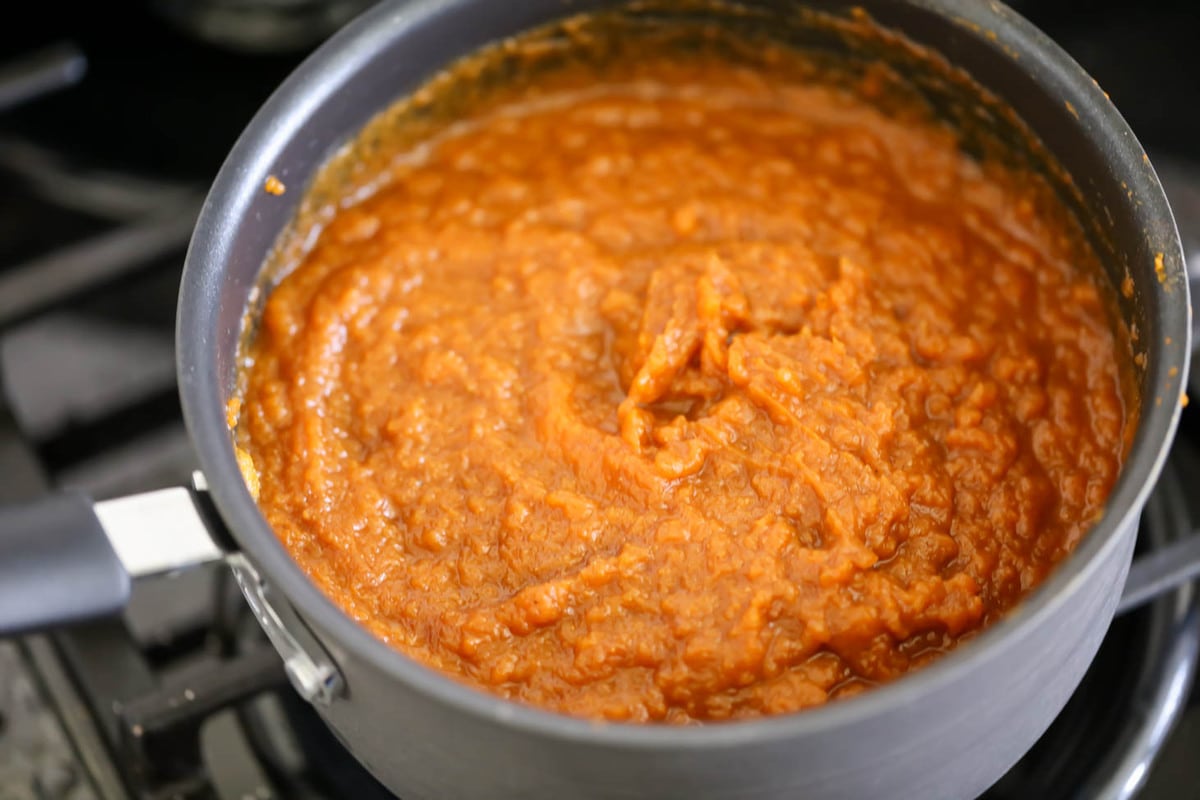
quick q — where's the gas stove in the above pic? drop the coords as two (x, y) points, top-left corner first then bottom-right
(1, 2), (1199, 799)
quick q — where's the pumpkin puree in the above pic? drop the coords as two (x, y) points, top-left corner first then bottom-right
(237, 53), (1126, 723)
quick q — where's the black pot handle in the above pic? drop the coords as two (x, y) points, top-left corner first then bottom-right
(0, 490), (129, 634)
(0, 486), (226, 636)
(0, 479), (344, 705)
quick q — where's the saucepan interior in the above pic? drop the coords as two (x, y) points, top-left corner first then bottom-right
(180, 0), (1188, 738)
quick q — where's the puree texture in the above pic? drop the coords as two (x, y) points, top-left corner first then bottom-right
(237, 56), (1126, 723)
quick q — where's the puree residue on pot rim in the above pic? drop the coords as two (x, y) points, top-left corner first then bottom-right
(233, 10), (1131, 723)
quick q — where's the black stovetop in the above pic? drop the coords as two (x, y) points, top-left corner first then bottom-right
(1, 2), (1199, 798)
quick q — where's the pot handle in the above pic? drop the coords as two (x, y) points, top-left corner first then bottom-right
(0, 490), (130, 634)
(0, 486), (226, 635)
(0, 478), (345, 705)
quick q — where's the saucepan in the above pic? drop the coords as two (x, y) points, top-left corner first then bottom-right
(0, 1), (1193, 798)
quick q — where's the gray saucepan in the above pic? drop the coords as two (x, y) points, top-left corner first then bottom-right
(0, 1), (1193, 798)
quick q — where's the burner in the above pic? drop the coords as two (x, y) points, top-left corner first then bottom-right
(237, 689), (394, 799)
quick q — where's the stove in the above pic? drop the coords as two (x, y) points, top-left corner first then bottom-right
(1, 2), (1199, 799)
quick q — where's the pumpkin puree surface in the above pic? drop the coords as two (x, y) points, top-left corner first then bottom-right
(237, 55), (1126, 723)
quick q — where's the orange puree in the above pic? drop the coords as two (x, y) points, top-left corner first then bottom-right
(237, 52), (1126, 723)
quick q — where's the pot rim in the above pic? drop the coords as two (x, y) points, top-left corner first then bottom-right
(178, 0), (1191, 747)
